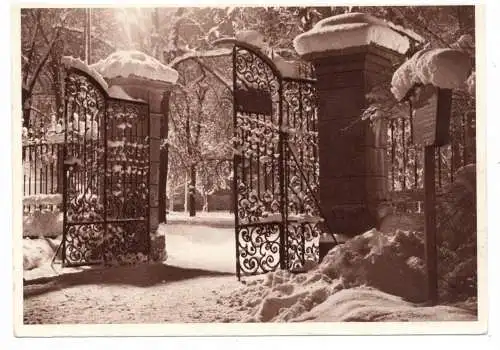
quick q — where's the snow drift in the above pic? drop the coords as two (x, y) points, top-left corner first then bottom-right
(293, 287), (475, 322)
(23, 210), (63, 237)
(218, 228), (431, 322)
(23, 236), (60, 270)
(218, 228), (476, 322)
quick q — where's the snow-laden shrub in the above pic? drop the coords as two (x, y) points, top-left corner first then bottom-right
(436, 164), (477, 302)
(319, 228), (427, 302)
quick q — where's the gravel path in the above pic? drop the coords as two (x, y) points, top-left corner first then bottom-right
(24, 264), (246, 324)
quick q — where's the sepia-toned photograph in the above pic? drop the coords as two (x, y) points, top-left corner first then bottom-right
(13, 4), (485, 335)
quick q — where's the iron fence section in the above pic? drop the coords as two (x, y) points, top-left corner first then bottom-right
(22, 142), (64, 213)
(387, 101), (475, 212)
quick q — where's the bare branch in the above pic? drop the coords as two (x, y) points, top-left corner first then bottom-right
(23, 9), (41, 86)
(25, 12), (67, 96)
(394, 7), (450, 47)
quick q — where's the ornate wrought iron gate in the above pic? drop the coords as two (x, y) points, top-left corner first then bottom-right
(62, 67), (150, 267)
(232, 42), (336, 279)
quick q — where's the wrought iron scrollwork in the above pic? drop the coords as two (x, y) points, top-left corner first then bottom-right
(62, 68), (150, 267)
(237, 223), (281, 275)
(64, 223), (104, 265)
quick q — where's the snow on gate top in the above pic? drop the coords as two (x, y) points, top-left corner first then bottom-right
(91, 50), (179, 85)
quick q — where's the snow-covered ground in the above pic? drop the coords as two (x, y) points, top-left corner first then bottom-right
(162, 220), (236, 273)
(23, 213), (476, 324)
(166, 211), (235, 228)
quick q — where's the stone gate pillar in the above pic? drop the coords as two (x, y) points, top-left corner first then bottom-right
(91, 51), (179, 261)
(294, 13), (408, 235)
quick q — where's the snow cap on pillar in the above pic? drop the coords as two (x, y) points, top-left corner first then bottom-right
(91, 50), (178, 113)
(293, 12), (416, 57)
(91, 50), (179, 86)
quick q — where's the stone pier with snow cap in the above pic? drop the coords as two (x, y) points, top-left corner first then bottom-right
(293, 13), (416, 235)
(91, 50), (179, 262)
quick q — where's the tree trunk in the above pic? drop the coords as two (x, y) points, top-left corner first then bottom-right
(189, 164), (196, 217)
(169, 195), (174, 211)
(202, 192), (208, 212)
(184, 171), (189, 213)
(22, 87), (31, 128)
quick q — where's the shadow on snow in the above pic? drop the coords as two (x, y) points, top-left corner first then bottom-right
(23, 263), (234, 298)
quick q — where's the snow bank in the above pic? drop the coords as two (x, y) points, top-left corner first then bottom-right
(91, 50), (179, 84)
(218, 269), (341, 322)
(391, 48), (472, 101)
(23, 210), (63, 237)
(217, 228), (476, 322)
(318, 229), (426, 302)
(294, 287), (475, 322)
(23, 194), (62, 206)
(23, 236), (60, 270)
(294, 13), (411, 56)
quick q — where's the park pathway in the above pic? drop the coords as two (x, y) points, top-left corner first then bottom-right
(24, 264), (245, 324)
(24, 215), (246, 324)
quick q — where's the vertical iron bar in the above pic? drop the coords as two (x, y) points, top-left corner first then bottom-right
(45, 144), (49, 194)
(23, 146), (26, 196)
(103, 97), (108, 265)
(414, 145), (418, 189)
(34, 145), (37, 196)
(298, 82), (304, 203)
(402, 117), (406, 191)
(29, 145), (32, 198)
(61, 72), (69, 267)
(462, 112), (467, 166)
(232, 46), (241, 280)
(51, 144), (55, 194)
(146, 101), (151, 261)
(390, 120), (395, 191)
(256, 112), (260, 198)
(122, 103), (126, 218)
